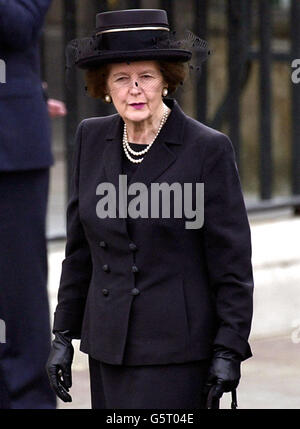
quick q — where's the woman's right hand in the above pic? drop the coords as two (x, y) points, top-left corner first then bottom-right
(46, 330), (74, 402)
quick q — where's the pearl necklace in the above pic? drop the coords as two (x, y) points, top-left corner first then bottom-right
(122, 104), (170, 164)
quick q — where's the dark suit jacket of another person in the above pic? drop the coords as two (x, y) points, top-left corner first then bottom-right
(53, 97), (254, 366)
(0, 0), (53, 171)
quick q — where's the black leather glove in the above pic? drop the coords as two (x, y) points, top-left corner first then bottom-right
(46, 330), (74, 402)
(203, 346), (241, 408)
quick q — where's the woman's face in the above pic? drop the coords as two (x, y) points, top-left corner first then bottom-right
(105, 60), (167, 123)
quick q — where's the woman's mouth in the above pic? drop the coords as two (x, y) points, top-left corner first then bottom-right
(130, 103), (145, 110)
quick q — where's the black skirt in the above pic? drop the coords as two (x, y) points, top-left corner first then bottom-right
(88, 356), (210, 409)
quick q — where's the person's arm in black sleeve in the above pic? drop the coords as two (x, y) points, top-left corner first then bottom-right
(53, 120), (93, 337)
(46, 120), (92, 402)
(201, 133), (253, 407)
(202, 133), (254, 361)
(0, 0), (52, 50)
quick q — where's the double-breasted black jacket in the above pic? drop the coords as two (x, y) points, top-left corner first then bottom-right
(53, 97), (254, 365)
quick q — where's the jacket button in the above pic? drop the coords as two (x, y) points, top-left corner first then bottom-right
(129, 242), (137, 251)
(132, 265), (139, 273)
(102, 288), (109, 296)
(102, 264), (110, 272)
(100, 241), (107, 248)
(131, 288), (140, 296)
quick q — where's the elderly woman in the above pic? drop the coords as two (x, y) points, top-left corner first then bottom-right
(46, 9), (253, 409)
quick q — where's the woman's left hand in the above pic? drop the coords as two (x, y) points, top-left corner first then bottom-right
(203, 346), (241, 408)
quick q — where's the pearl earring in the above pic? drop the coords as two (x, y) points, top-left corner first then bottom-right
(162, 88), (168, 97)
(105, 94), (112, 103)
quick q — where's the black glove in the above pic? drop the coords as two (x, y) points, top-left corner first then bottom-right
(203, 346), (241, 408)
(46, 330), (74, 402)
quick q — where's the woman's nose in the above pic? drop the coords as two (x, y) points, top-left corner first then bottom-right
(129, 80), (141, 92)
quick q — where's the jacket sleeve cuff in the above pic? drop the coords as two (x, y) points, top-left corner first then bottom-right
(53, 310), (83, 338)
(213, 325), (252, 361)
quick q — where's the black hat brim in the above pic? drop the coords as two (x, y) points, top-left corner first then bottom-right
(76, 49), (192, 69)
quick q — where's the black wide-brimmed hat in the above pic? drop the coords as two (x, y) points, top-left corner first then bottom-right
(66, 9), (210, 70)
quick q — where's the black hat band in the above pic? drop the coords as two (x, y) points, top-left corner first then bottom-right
(94, 29), (172, 52)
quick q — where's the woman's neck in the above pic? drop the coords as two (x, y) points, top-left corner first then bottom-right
(125, 103), (170, 145)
